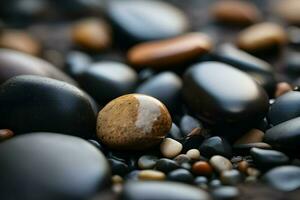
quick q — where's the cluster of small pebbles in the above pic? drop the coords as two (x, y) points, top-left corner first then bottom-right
(1, 0), (300, 200)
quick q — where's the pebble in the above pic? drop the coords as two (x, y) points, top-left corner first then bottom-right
(220, 169), (243, 185)
(160, 138), (183, 158)
(79, 61), (138, 103)
(275, 0), (300, 25)
(0, 75), (97, 138)
(0, 129), (14, 141)
(275, 82), (293, 98)
(210, 155), (233, 173)
(138, 170), (166, 181)
(0, 29), (41, 55)
(155, 158), (179, 173)
(234, 129), (264, 145)
(97, 94), (172, 150)
(180, 114), (202, 137)
(0, 133), (111, 200)
(174, 154), (191, 165)
(212, 186), (239, 200)
(108, 158), (129, 176)
(138, 155), (159, 169)
(167, 169), (194, 184)
(233, 142), (272, 155)
(120, 181), (211, 200)
(262, 165), (300, 192)
(268, 91), (300, 126)
(194, 176), (208, 186)
(200, 136), (232, 158)
(65, 51), (92, 78)
(250, 147), (289, 171)
(212, 0), (261, 25)
(237, 22), (287, 52)
(210, 179), (222, 189)
(192, 161), (213, 177)
(112, 175), (123, 184)
(107, 0), (189, 45)
(128, 33), (212, 68)
(264, 116), (300, 152)
(183, 62), (269, 133)
(186, 149), (201, 160)
(72, 18), (111, 51)
(136, 72), (182, 114)
(167, 123), (183, 140)
(237, 160), (249, 174)
(0, 49), (77, 85)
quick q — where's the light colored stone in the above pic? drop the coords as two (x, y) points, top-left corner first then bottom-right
(160, 138), (183, 158)
(138, 170), (166, 181)
(209, 155), (233, 173)
(186, 149), (201, 160)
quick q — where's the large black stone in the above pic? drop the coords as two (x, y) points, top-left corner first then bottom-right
(0, 75), (97, 138)
(107, 0), (188, 46)
(183, 61), (269, 134)
(0, 133), (111, 200)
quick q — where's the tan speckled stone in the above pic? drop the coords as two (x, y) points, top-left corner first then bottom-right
(127, 33), (212, 69)
(72, 18), (112, 51)
(97, 94), (172, 150)
(237, 23), (287, 52)
(138, 170), (166, 181)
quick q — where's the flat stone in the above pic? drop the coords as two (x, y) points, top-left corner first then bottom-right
(138, 155), (158, 169)
(210, 155), (233, 173)
(138, 170), (166, 181)
(167, 169), (194, 184)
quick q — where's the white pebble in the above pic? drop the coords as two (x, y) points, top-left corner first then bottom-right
(160, 138), (182, 158)
(186, 149), (201, 160)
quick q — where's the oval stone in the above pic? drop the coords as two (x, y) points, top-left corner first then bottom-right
(120, 181), (211, 200)
(79, 61), (138, 104)
(0, 75), (97, 138)
(0, 48), (77, 85)
(262, 165), (300, 192)
(183, 62), (269, 131)
(107, 0), (189, 45)
(264, 117), (300, 152)
(0, 133), (111, 200)
(268, 91), (300, 126)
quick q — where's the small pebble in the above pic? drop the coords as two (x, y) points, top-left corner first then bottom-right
(167, 169), (194, 183)
(112, 175), (123, 184)
(212, 186), (239, 200)
(220, 169), (243, 185)
(192, 161), (213, 177)
(0, 129), (14, 141)
(97, 94), (172, 150)
(186, 149), (201, 160)
(174, 154), (191, 165)
(210, 155), (233, 173)
(275, 82), (292, 98)
(237, 160), (249, 174)
(155, 158), (179, 173)
(200, 136), (232, 158)
(160, 138), (183, 158)
(138, 170), (166, 181)
(138, 155), (159, 169)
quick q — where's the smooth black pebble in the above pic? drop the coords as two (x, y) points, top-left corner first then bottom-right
(200, 136), (232, 158)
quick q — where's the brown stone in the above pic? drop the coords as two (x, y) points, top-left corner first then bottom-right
(0, 30), (41, 55)
(275, 0), (300, 25)
(138, 170), (166, 181)
(237, 23), (287, 52)
(0, 129), (14, 141)
(211, 0), (261, 25)
(72, 18), (112, 51)
(238, 160), (249, 174)
(234, 129), (264, 145)
(275, 82), (292, 98)
(97, 94), (172, 150)
(127, 33), (212, 69)
(192, 161), (213, 176)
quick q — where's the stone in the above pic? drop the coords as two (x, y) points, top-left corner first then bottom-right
(211, 0), (261, 25)
(167, 123), (183, 140)
(250, 148), (289, 171)
(108, 158), (129, 176)
(0, 75), (97, 138)
(192, 161), (213, 177)
(72, 18), (112, 51)
(200, 136), (232, 158)
(160, 138), (183, 158)
(183, 61), (269, 133)
(167, 169), (194, 184)
(0, 29), (41, 55)
(220, 170), (243, 185)
(107, 0), (189, 45)
(210, 155), (233, 173)
(79, 61), (138, 104)
(237, 22), (287, 52)
(136, 72), (182, 114)
(237, 160), (249, 174)
(275, 0), (300, 25)
(138, 155), (158, 169)
(128, 33), (212, 68)
(155, 158), (179, 173)
(262, 166), (300, 192)
(65, 51), (92, 78)
(212, 186), (239, 200)
(0, 49), (77, 85)
(97, 94), (172, 150)
(180, 114), (202, 136)
(234, 129), (264, 145)
(138, 170), (166, 181)
(233, 142), (272, 155)
(264, 116), (300, 152)
(174, 154), (191, 165)
(0, 133), (111, 200)
(120, 181), (211, 200)
(0, 129), (14, 141)
(268, 91), (300, 126)
(186, 149), (201, 160)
